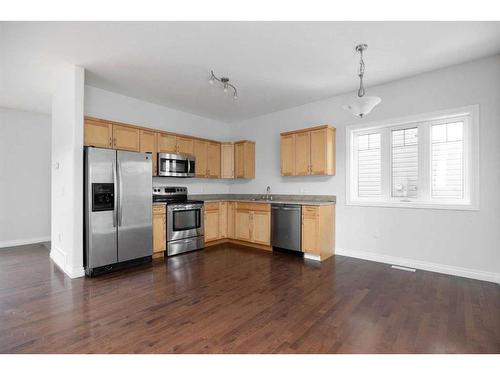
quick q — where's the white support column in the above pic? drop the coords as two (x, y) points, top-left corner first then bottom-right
(50, 64), (85, 278)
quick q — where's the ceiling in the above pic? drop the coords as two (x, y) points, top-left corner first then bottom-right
(1, 21), (500, 122)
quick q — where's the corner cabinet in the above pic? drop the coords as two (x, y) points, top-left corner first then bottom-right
(235, 141), (255, 179)
(280, 125), (336, 176)
(235, 202), (271, 247)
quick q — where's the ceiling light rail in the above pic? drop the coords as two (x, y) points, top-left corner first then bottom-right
(208, 70), (238, 100)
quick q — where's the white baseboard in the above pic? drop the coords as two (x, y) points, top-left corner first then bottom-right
(0, 236), (50, 249)
(50, 245), (85, 279)
(335, 248), (500, 284)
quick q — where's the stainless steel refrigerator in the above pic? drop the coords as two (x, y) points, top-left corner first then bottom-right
(84, 147), (153, 276)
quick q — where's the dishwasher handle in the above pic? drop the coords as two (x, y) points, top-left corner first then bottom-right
(272, 205), (301, 211)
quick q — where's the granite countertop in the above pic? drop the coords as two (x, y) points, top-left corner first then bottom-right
(189, 194), (336, 206)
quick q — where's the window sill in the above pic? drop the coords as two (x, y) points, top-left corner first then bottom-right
(346, 200), (479, 211)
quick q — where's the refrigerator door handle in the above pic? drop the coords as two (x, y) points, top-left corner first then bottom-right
(117, 160), (123, 227)
(112, 161), (117, 227)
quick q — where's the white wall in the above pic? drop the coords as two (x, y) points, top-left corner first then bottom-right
(84, 85), (230, 194)
(0, 107), (51, 247)
(228, 55), (500, 282)
(50, 64), (85, 278)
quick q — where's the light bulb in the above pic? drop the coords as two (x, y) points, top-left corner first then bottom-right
(208, 78), (214, 85)
(233, 94), (238, 100)
(223, 84), (228, 93)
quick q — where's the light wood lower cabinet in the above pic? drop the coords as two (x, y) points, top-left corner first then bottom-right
(301, 205), (335, 261)
(226, 201), (235, 239)
(204, 202), (221, 242)
(235, 203), (271, 246)
(152, 204), (166, 256)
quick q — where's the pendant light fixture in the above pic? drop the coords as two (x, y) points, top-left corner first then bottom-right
(343, 44), (381, 118)
(208, 70), (238, 100)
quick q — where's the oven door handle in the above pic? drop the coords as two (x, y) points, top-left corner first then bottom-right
(169, 205), (202, 211)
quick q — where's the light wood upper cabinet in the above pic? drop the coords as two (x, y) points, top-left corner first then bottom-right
(310, 128), (334, 175)
(176, 136), (194, 156)
(152, 205), (166, 255)
(280, 134), (295, 176)
(281, 125), (336, 176)
(207, 142), (221, 178)
(113, 125), (140, 152)
(84, 119), (112, 148)
(158, 133), (177, 153)
(294, 132), (311, 176)
(140, 130), (157, 176)
(194, 140), (208, 177)
(221, 143), (235, 179)
(84, 117), (255, 180)
(234, 141), (255, 179)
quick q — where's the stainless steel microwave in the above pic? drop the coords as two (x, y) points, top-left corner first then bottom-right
(158, 153), (195, 177)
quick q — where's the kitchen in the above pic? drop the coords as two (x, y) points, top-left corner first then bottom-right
(84, 115), (336, 275)
(1, 19), (500, 361)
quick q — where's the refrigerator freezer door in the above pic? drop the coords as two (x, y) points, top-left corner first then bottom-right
(85, 147), (118, 269)
(117, 150), (153, 262)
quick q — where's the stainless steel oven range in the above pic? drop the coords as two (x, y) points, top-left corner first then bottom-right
(152, 186), (204, 256)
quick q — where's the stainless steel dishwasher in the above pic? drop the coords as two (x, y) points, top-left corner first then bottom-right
(271, 204), (302, 252)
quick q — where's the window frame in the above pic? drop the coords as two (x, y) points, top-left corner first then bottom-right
(346, 105), (479, 211)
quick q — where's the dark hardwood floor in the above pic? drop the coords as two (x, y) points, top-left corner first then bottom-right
(0, 242), (499, 353)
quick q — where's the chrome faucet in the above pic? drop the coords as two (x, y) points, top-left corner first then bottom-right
(266, 186), (272, 200)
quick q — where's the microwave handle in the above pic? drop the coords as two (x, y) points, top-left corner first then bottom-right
(188, 160), (192, 174)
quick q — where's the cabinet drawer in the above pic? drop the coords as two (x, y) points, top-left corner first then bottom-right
(153, 204), (166, 214)
(236, 202), (270, 212)
(302, 206), (319, 217)
(204, 202), (220, 211)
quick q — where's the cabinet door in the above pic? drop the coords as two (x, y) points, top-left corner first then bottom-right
(84, 119), (112, 148)
(205, 210), (220, 242)
(280, 134), (295, 176)
(140, 130), (157, 176)
(245, 142), (255, 179)
(235, 209), (251, 241)
(194, 140), (208, 177)
(158, 133), (177, 153)
(227, 202), (235, 239)
(113, 125), (140, 152)
(207, 142), (221, 178)
(310, 129), (327, 175)
(176, 136), (194, 156)
(153, 213), (166, 253)
(234, 142), (245, 178)
(252, 211), (270, 245)
(219, 202), (227, 239)
(294, 132), (311, 176)
(302, 206), (319, 254)
(221, 143), (234, 179)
